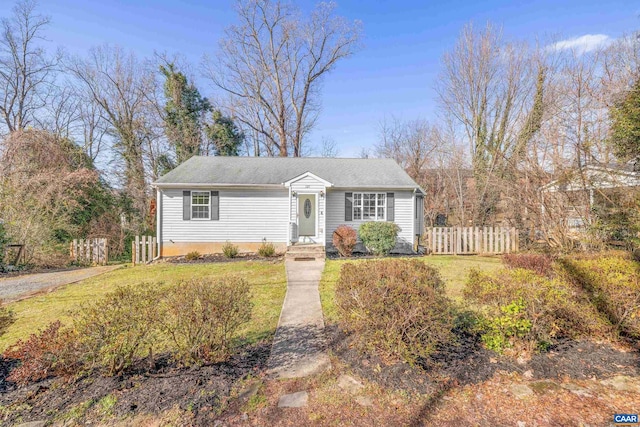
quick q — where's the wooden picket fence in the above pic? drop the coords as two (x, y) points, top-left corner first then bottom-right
(70, 238), (108, 265)
(424, 226), (518, 255)
(132, 235), (157, 265)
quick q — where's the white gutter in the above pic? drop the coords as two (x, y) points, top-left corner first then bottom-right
(152, 187), (162, 261)
(153, 182), (284, 189)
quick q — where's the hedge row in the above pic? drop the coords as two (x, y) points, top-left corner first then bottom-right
(4, 275), (252, 385)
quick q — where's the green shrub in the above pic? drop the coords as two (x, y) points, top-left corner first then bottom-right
(257, 241), (276, 257)
(559, 255), (640, 338)
(480, 299), (533, 352)
(222, 241), (239, 258)
(185, 251), (201, 261)
(332, 225), (357, 257)
(358, 222), (399, 256)
(336, 259), (454, 364)
(464, 268), (611, 353)
(502, 253), (554, 277)
(4, 321), (81, 385)
(73, 284), (163, 375)
(162, 276), (252, 365)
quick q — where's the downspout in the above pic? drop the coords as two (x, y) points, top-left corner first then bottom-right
(153, 186), (162, 261)
(287, 186), (292, 245)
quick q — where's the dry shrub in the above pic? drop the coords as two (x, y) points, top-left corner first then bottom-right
(465, 268), (611, 353)
(162, 276), (252, 365)
(0, 130), (114, 267)
(502, 253), (554, 277)
(185, 251), (201, 261)
(257, 241), (276, 257)
(222, 241), (239, 258)
(332, 225), (357, 257)
(559, 255), (640, 338)
(336, 259), (454, 364)
(4, 321), (81, 385)
(0, 300), (15, 337)
(73, 284), (163, 375)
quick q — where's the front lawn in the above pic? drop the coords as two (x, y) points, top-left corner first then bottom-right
(0, 261), (287, 352)
(319, 255), (502, 323)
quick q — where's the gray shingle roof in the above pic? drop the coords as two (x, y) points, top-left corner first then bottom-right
(155, 156), (421, 189)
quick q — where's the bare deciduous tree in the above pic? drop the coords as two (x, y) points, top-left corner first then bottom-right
(436, 23), (544, 224)
(319, 136), (339, 157)
(375, 117), (440, 181)
(0, 0), (60, 133)
(68, 46), (158, 230)
(208, 0), (361, 157)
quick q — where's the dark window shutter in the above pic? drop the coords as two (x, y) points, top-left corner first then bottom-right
(211, 191), (219, 220)
(345, 192), (353, 221)
(183, 191), (191, 220)
(387, 192), (395, 221)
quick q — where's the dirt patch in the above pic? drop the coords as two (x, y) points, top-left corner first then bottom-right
(0, 341), (270, 426)
(326, 252), (423, 260)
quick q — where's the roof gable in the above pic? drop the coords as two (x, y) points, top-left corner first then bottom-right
(283, 171), (333, 187)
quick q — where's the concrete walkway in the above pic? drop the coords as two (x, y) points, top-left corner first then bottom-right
(0, 265), (121, 301)
(267, 259), (331, 379)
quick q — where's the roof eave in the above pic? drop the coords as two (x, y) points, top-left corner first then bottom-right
(153, 182), (284, 189)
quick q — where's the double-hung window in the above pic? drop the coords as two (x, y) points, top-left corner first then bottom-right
(191, 191), (210, 219)
(353, 193), (386, 221)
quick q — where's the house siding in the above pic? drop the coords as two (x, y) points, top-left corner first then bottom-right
(325, 189), (415, 253)
(161, 188), (289, 246)
(289, 175), (327, 244)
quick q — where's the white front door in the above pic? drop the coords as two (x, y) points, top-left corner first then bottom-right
(298, 194), (316, 236)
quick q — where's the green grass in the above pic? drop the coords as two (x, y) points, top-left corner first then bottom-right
(320, 255), (503, 323)
(0, 261), (287, 352)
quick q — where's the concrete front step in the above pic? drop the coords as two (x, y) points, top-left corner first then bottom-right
(285, 254), (326, 261)
(287, 245), (325, 253)
(285, 245), (326, 260)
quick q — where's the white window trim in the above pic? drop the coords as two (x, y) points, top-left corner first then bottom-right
(191, 191), (210, 220)
(353, 192), (387, 221)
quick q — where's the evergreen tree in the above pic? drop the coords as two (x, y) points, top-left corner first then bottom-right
(205, 110), (244, 156)
(610, 78), (640, 162)
(160, 63), (211, 164)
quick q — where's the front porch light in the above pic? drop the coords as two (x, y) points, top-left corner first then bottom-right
(320, 190), (325, 199)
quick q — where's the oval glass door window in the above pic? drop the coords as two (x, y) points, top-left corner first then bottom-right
(304, 199), (312, 218)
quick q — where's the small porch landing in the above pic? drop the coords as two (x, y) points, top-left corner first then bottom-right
(285, 243), (326, 260)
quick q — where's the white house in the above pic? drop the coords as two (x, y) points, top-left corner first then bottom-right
(540, 163), (640, 232)
(153, 156), (425, 257)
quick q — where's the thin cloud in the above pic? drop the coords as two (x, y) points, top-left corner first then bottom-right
(548, 34), (613, 54)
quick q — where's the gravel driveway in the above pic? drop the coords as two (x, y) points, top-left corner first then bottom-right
(0, 265), (121, 301)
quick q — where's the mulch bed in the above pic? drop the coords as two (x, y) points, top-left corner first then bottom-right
(0, 341), (271, 426)
(326, 323), (640, 395)
(165, 254), (282, 264)
(326, 252), (424, 260)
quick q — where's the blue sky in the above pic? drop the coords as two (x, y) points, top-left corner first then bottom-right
(1, 0), (638, 156)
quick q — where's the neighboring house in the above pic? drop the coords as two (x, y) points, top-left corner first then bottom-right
(540, 163), (640, 232)
(153, 157), (425, 256)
